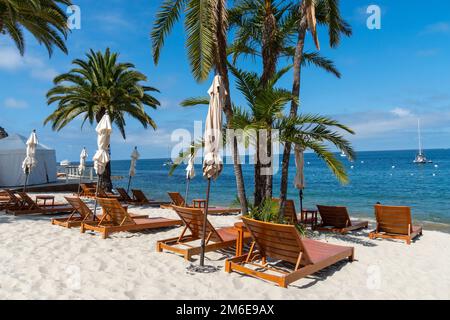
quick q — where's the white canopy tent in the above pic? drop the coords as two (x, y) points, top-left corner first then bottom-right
(0, 134), (57, 187)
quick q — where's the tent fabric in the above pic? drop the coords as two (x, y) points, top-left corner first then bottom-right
(0, 134), (57, 187)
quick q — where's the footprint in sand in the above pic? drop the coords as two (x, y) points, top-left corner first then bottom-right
(232, 278), (244, 290)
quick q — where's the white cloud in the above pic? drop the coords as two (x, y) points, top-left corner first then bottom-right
(390, 107), (413, 118)
(4, 98), (29, 109)
(0, 47), (58, 81)
(420, 22), (450, 35)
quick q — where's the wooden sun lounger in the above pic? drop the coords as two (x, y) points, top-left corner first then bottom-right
(369, 205), (423, 245)
(225, 217), (355, 288)
(80, 198), (182, 239)
(52, 196), (148, 228)
(156, 205), (251, 261)
(1, 189), (25, 211)
(6, 192), (74, 216)
(80, 183), (97, 197)
(273, 198), (300, 224)
(116, 187), (139, 203)
(132, 189), (171, 206)
(316, 205), (368, 234)
(167, 192), (241, 215)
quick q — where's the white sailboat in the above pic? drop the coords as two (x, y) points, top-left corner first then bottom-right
(413, 119), (432, 164)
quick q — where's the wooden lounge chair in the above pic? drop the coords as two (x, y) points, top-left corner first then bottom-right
(80, 183), (97, 197)
(52, 196), (148, 228)
(132, 189), (170, 206)
(116, 187), (139, 203)
(273, 198), (300, 224)
(167, 192), (241, 215)
(316, 205), (368, 234)
(97, 188), (121, 200)
(369, 205), (423, 245)
(7, 192), (73, 216)
(156, 205), (251, 260)
(225, 217), (355, 288)
(81, 198), (182, 239)
(1, 189), (25, 211)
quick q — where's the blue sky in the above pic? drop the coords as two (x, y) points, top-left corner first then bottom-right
(0, 0), (449, 161)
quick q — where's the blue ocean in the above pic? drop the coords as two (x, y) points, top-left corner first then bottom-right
(109, 149), (450, 226)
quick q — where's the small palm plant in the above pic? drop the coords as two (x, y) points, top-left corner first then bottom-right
(45, 48), (160, 190)
(0, 0), (72, 55)
(180, 65), (355, 194)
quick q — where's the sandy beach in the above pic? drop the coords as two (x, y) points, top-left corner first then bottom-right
(1, 192), (449, 300)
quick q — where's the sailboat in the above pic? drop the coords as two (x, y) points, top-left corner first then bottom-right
(413, 119), (432, 164)
(163, 146), (174, 167)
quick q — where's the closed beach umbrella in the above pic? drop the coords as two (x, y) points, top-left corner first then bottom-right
(93, 113), (112, 176)
(22, 130), (38, 191)
(199, 75), (225, 267)
(77, 147), (88, 195)
(127, 146), (140, 193)
(79, 147), (88, 174)
(92, 112), (112, 219)
(294, 144), (305, 213)
(184, 152), (195, 206)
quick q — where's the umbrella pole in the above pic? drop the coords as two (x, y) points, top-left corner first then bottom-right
(126, 175), (132, 194)
(185, 178), (190, 207)
(77, 169), (83, 196)
(299, 189), (304, 213)
(199, 178), (211, 267)
(92, 174), (101, 221)
(23, 170), (29, 192)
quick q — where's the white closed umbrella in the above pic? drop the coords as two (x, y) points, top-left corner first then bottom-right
(199, 75), (225, 268)
(184, 150), (196, 206)
(294, 144), (306, 212)
(22, 130), (38, 191)
(127, 146), (140, 194)
(92, 112), (112, 219)
(77, 147), (88, 195)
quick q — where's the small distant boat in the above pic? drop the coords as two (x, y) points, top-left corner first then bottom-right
(163, 159), (174, 167)
(340, 151), (346, 158)
(60, 159), (71, 166)
(413, 119), (432, 164)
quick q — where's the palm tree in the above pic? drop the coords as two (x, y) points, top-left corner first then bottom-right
(178, 66), (355, 201)
(0, 0), (71, 56)
(278, 0), (352, 215)
(228, 0), (343, 204)
(152, 0), (249, 213)
(44, 48), (160, 190)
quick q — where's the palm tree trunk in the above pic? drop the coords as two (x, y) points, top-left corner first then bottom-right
(259, 2), (277, 204)
(279, 2), (308, 217)
(216, 0), (249, 214)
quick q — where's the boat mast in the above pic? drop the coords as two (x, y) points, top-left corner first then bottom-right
(418, 119), (423, 155)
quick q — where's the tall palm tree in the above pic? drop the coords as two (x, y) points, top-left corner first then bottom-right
(152, 0), (249, 213)
(228, 0), (343, 204)
(0, 0), (71, 56)
(279, 0), (352, 215)
(44, 48), (160, 190)
(178, 66), (355, 197)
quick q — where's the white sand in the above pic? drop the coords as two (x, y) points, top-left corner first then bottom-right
(1, 192), (449, 300)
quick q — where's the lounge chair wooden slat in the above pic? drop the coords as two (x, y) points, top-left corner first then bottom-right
(156, 205), (251, 260)
(80, 198), (182, 238)
(316, 205), (368, 234)
(225, 217), (354, 288)
(273, 198), (299, 225)
(369, 205), (423, 244)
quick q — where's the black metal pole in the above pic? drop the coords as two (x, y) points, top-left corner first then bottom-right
(126, 175), (132, 194)
(199, 178), (211, 267)
(92, 174), (101, 221)
(299, 189), (304, 213)
(23, 170), (29, 192)
(185, 177), (191, 207)
(77, 169), (83, 196)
